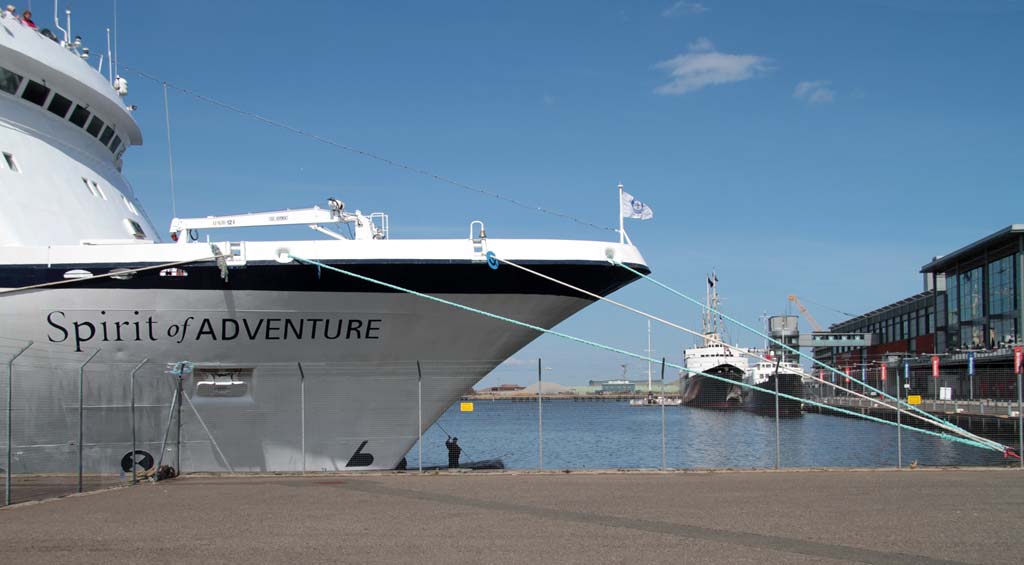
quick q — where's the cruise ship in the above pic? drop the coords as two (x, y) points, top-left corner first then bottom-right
(0, 10), (648, 472)
(680, 275), (748, 408)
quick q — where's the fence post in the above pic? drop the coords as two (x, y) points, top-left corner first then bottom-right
(774, 358), (781, 470)
(538, 358), (543, 471)
(660, 358), (666, 471)
(176, 372), (184, 473)
(896, 366), (903, 470)
(77, 350), (100, 493)
(5, 341), (31, 506)
(129, 359), (148, 485)
(1018, 372), (1023, 470)
(298, 362), (306, 474)
(416, 361), (423, 473)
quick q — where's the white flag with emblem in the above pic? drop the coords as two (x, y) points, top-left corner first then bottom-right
(620, 190), (653, 220)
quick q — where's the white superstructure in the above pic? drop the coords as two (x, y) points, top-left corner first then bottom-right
(0, 12), (649, 473)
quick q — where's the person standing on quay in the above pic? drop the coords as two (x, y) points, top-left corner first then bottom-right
(445, 437), (462, 469)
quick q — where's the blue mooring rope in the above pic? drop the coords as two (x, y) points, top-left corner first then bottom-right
(287, 254), (999, 453)
(612, 262), (1003, 450)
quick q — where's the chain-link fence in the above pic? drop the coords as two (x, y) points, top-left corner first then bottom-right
(2, 339), (1021, 507)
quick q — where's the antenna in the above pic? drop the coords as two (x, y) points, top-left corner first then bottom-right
(106, 28), (112, 84)
(163, 84), (178, 218)
(53, 0), (67, 44)
(113, 0), (118, 80)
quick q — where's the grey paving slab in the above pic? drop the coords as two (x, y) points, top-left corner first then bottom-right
(0, 468), (1021, 564)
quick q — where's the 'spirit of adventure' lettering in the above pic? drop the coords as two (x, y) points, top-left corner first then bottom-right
(46, 311), (383, 352)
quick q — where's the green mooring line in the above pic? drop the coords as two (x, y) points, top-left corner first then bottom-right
(287, 254), (998, 453)
(613, 262), (1002, 450)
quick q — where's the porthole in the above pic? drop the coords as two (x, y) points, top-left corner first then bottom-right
(159, 268), (188, 277)
(108, 268), (136, 280)
(63, 269), (93, 280)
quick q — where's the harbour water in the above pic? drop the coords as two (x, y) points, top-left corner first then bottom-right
(409, 400), (1008, 470)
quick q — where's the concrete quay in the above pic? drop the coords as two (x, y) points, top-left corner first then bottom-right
(812, 396), (1023, 447)
(1, 468), (1022, 564)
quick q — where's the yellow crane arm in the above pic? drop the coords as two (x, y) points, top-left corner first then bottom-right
(787, 294), (823, 332)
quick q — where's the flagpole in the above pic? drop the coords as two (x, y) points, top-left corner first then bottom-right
(618, 183), (625, 244)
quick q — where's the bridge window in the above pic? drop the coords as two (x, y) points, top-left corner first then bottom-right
(47, 92), (72, 118)
(86, 116), (104, 138)
(21, 80), (50, 106)
(109, 135), (121, 153)
(69, 104), (90, 127)
(99, 125), (115, 145)
(0, 67), (22, 95)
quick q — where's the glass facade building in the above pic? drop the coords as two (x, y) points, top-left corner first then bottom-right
(923, 226), (1023, 355)
(825, 225), (1024, 359)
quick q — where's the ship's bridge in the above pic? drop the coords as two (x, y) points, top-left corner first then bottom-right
(0, 15), (141, 165)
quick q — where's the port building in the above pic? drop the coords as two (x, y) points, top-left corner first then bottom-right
(813, 225), (1022, 400)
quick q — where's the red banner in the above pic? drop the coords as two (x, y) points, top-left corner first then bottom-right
(1015, 346), (1023, 375)
(931, 355), (940, 378)
(880, 364), (887, 382)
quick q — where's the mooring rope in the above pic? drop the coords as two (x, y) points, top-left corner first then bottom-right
(286, 254), (1000, 453)
(613, 262), (1007, 453)
(495, 256), (981, 438)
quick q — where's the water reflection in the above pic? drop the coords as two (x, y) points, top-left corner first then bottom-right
(408, 400), (1008, 470)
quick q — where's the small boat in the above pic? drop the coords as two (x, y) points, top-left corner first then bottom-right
(629, 320), (683, 406)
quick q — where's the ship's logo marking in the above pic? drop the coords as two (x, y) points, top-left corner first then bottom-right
(485, 251), (499, 270)
(345, 440), (374, 467)
(120, 450), (155, 473)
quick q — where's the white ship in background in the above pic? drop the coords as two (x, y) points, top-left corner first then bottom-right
(680, 274), (749, 408)
(743, 315), (805, 416)
(0, 8), (648, 472)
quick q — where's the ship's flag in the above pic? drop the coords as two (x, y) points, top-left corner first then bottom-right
(620, 190), (653, 220)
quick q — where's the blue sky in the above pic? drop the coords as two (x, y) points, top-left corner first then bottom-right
(66, 1), (1023, 386)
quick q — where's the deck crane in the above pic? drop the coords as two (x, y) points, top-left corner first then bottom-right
(787, 294), (823, 332)
(168, 198), (388, 243)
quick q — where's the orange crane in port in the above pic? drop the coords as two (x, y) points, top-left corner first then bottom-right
(787, 294), (823, 332)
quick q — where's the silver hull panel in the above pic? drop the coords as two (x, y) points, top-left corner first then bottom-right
(1, 288), (590, 472)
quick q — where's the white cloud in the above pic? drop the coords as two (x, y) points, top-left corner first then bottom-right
(793, 80), (835, 103)
(688, 37), (714, 52)
(653, 39), (772, 95)
(663, 1), (708, 17)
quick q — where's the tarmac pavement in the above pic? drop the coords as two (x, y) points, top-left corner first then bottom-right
(1, 468), (1022, 564)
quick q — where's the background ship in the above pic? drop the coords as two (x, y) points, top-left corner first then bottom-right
(680, 274), (749, 408)
(743, 316), (805, 416)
